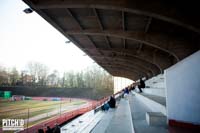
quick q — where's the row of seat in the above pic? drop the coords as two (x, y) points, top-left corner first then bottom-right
(60, 110), (104, 132)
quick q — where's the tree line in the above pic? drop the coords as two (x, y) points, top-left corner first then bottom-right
(0, 62), (114, 90)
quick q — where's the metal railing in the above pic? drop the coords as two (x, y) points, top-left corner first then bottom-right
(18, 98), (107, 133)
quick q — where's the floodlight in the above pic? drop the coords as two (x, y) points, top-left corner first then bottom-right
(65, 41), (71, 43)
(23, 8), (33, 14)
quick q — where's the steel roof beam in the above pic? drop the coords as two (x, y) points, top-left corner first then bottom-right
(29, 0), (200, 34)
(65, 29), (188, 61)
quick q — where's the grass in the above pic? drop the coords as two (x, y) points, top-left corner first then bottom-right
(0, 100), (87, 128)
(73, 101), (87, 105)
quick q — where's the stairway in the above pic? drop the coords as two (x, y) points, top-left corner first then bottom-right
(128, 94), (168, 133)
(128, 74), (168, 133)
(134, 74), (167, 115)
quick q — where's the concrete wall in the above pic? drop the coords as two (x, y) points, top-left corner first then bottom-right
(165, 50), (200, 124)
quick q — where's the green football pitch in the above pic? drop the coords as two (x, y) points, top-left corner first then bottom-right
(0, 99), (87, 127)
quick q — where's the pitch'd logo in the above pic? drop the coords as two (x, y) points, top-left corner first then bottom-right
(2, 119), (24, 131)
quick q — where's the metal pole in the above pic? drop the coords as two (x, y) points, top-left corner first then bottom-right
(121, 77), (122, 90)
(60, 100), (61, 117)
(26, 108), (29, 133)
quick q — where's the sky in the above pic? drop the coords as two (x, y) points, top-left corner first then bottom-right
(0, 0), (95, 74)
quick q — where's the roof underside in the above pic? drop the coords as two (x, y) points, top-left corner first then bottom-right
(23, 0), (200, 80)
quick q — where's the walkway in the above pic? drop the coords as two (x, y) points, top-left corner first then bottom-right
(105, 98), (134, 133)
(91, 98), (134, 133)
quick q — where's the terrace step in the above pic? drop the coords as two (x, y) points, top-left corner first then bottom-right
(142, 88), (166, 98)
(145, 74), (164, 84)
(61, 110), (104, 133)
(91, 109), (116, 133)
(128, 94), (168, 133)
(132, 91), (166, 115)
(146, 112), (167, 126)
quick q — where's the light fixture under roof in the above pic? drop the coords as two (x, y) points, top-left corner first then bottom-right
(65, 41), (71, 43)
(23, 8), (33, 14)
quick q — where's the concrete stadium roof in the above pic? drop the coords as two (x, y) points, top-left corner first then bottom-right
(23, 0), (200, 80)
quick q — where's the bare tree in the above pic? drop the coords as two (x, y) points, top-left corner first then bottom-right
(76, 71), (85, 88)
(27, 62), (37, 84)
(37, 64), (48, 86)
(27, 62), (48, 86)
(10, 67), (19, 86)
(0, 66), (9, 85)
(68, 71), (75, 88)
(47, 70), (59, 87)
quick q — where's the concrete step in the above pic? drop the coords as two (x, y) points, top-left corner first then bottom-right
(78, 111), (104, 132)
(145, 74), (165, 88)
(61, 110), (104, 133)
(142, 88), (166, 97)
(91, 109), (116, 133)
(146, 82), (165, 89)
(146, 112), (167, 126)
(128, 94), (168, 133)
(131, 91), (166, 116)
